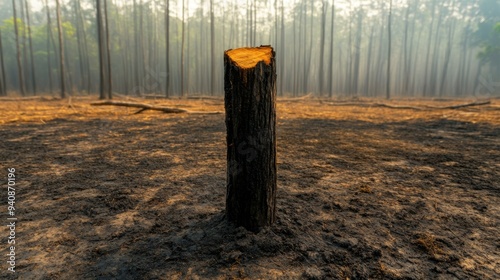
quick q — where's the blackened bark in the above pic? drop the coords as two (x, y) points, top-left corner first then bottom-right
(224, 46), (277, 232)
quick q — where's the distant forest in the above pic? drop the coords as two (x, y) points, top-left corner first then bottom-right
(0, 0), (498, 98)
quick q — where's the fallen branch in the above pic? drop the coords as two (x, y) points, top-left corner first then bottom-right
(322, 101), (412, 108)
(323, 100), (491, 110)
(90, 100), (221, 114)
(426, 100), (491, 109)
(91, 100), (188, 113)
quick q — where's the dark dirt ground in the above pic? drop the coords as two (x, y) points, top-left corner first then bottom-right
(0, 97), (499, 279)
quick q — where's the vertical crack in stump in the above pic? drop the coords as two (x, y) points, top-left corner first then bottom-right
(224, 46), (277, 232)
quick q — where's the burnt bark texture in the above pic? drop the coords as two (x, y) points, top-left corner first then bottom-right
(224, 46), (277, 233)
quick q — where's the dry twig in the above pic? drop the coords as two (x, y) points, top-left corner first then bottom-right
(90, 100), (221, 114)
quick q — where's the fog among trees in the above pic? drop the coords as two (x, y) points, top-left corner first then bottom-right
(0, 0), (498, 98)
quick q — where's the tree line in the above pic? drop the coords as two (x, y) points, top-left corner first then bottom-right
(0, 0), (498, 98)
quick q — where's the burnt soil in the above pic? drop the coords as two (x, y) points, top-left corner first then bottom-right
(0, 97), (499, 279)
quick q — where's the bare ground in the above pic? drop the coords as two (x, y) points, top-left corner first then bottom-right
(0, 97), (499, 279)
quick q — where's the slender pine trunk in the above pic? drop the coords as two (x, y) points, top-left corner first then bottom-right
(24, 0), (36, 95)
(165, 0), (170, 97)
(386, 0), (392, 100)
(210, 0), (215, 96)
(44, 0), (53, 94)
(318, 0), (327, 96)
(96, 0), (105, 99)
(0, 29), (6, 96)
(352, 11), (363, 95)
(439, 16), (456, 96)
(19, 0), (29, 94)
(104, 0), (112, 99)
(328, 0), (335, 97)
(181, 0), (185, 96)
(55, 0), (66, 98)
(364, 26), (375, 96)
(422, 2), (436, 97)
(12, 0), (26, 96)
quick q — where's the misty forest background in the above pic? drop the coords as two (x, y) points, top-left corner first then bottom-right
(0, 0), (498, 99)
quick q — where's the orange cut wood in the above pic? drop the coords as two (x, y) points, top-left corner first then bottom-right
(225, 46), (273, 69)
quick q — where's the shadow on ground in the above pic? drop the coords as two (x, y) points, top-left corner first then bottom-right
(0, 113), (499, 279)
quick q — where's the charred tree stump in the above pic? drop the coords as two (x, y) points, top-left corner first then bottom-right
(224, 46), (277, 232)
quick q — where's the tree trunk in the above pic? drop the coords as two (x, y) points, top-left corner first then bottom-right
(428, 5), (445, 96)
(246, 0), (250, 46)
(406, 0), (419, 95)
(386, 0), (392, 100)
(363, 25), (375, 96)
(73, 0), (85, 92)
(374, 23), (385, 95)
(19, 0), (29, 94)
(96, 0), (106, 99)
(328, 0), (335, 97)
(139, 0), (146, 94)
(132, 0), (142, 95)
(210, 0), (215, 96)
(456, 20), (471, 96)
(0, 29), (6, 96)
(352, 10), (363, 95)
(104, 0), (112, 99)
(410, 13), (425, 94)
(274, 0), (278, 57)
(55, 0), (66, 98)
(401, 0), (416, 95)
(318, 0), (327, 96)
(439, 17), (456, 96)
(304, 0), (314, 94)
(293, 5), (301, 97)
(279, 0), (285, 96)
(44, 0), (53, 94)
(115, 1), (129, 95)
(186, 6), (190, 97)
(253, 0), (257, 45)
(422, 1), (436, 97)
(346, 1), (353, 95)
(165, 0), (170, 97)
(76, 0), (91, 94)
(12, 0), (26, 96)
(181, 0), (186, 96)
(224, 46), (277, 232)
(24, 0), (36, 95)
(63, 36), (74, 96)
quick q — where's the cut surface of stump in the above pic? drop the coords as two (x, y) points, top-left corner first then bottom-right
(225, 47), (272, 69)
(224, 46), (277, 232)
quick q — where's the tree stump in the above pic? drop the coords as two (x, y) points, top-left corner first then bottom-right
(224, 46), (277, 232)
